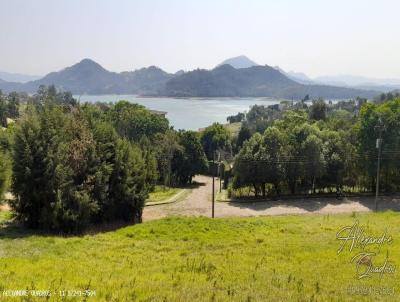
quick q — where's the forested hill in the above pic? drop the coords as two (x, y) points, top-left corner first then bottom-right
(0, 59), (174, 95)
(162, 64), (378, 99)
(0, 59), (379, 99)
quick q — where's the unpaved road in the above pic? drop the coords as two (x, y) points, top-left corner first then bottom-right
(143, 175), (400, 221)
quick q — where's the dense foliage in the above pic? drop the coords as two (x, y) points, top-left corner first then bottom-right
(109, 101), (169, 141)
(3, 84), (400, 228)
(230, 97), (400, 197)
(0, 151), (7, 200)
(0, 90), (21, 127)
(10, 102), (151, 232)
(200, 123), (231, 160)
(5, 87), (208, 231)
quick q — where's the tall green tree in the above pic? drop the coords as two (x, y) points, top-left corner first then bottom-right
(11, 99), (151, 232)
(200, 123), (231, 160)
(11, 105), (64, 228)
(172, 131), (208, 184)
(0, 151), (7, 201)
(309, 99), (327, 121)
(110, 101), (169, 141)
(7, 92), (20, 119)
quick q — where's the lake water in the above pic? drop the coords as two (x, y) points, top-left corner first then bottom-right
(78, 95), (283, 130)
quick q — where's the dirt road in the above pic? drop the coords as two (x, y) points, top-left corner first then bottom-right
(143, 175), (400, 221)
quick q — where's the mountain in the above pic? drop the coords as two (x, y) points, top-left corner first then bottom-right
(0, 71), (41, 83)
(286, 71), (314, 85)
(217, 55), (259, 69)
(119, 66), (174, 94)
(274, 66), (314, 84)
(0, 58), (381, 99)
(175, 70), (185, 76)
(275, 69), (400, 92)
(314, 74), (400, 87)
(162, 64), (378, 99)
(314, 75), (400, 93)
(24, 58), (122, 94)
(0, 59), (173, 95)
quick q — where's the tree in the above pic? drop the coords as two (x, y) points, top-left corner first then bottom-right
(259, 127), (286, 195)
(110, 101), (169, 141)
(110, 139), (147, 223)
(11, 106), (64, 228)
(227, 112), (245, 123)
(0, 151), (7, 200)
(138, 136), (158, 190)
(0, 95), (7, 127)
(233, 133), (264, 196)
(237, 123), (252, 149)
(200, 123), (231, 160)
(7, 92), (20, 118)
(172, 131), (208, 184)
(155, 130), (182, 186)
(309, 99), (327, 121)
(357, 99), (400, 192)
(302, 134), (325, 193)
(11, 99), (150, 232)
(51, 112), (98, 232)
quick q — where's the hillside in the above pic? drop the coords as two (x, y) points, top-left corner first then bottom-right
(163, 64), (378, 99)
(0, 59), (173, 95)
(23, 58), (121, 94)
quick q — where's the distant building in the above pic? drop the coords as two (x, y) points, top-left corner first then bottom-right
(149, 110), (167, 117)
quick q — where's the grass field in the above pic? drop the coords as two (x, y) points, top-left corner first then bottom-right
(146, 186), (184, 204)
(224, 122), (241, 136)
(0, 211), (399, 301)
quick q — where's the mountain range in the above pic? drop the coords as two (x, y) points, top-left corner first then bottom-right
(0, 71), (41, 83)
(217, 56), (400, 92)
(0, 56), (387, 99)
(164, 64), (376, 99)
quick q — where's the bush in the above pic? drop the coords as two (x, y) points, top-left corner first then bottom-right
(11, 104), (149, 232)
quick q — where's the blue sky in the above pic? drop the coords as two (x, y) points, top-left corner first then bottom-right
(0, 0), (399, 78)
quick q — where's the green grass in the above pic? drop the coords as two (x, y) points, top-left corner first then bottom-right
(146, 186), (183, 204)
(0, 211), (399, 301)
(224, 122), (241, 136)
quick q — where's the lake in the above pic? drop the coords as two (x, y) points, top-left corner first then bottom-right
(77, 95), (283, 130)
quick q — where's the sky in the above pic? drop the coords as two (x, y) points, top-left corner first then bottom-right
(0, 0), (399, 79)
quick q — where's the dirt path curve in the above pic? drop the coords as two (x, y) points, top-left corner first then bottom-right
(143, 175), (213, 221)
(143, 175), (400, 222)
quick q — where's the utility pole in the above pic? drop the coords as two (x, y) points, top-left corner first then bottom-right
(212, 151), (215, 218)
(218, 151), (222, 193)
(375, 118), (385, 212)
(219, 164), (222, 193)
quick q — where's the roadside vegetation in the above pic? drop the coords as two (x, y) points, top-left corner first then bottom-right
(222, 96), (400, 199)
(146, 186), (183, 204)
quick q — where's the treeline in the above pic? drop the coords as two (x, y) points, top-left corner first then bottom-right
(228, 97), (400, 197)
(0, 90), (22, 126)
(0, 86), (208, 232)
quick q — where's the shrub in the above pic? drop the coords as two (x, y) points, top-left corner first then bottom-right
(11, 104), (149, 232)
